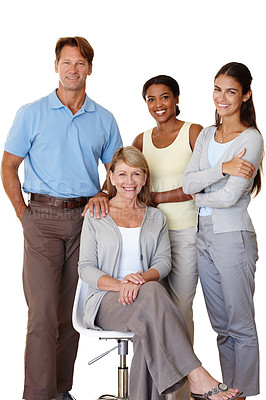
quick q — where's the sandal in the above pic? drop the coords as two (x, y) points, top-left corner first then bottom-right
(191, 382), (243, 400)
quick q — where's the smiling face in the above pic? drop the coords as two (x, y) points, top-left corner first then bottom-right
(213, 74), (251, 119)
(55, 45), (92, 92)
(109, 161), (147, 201)
(145, 84), (178, 123)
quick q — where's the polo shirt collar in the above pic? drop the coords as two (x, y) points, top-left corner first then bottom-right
(83, 94), (95, 112)
(48, 89), (95, 112)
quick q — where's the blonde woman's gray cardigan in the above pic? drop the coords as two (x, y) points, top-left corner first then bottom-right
(78, 206), (171, 329)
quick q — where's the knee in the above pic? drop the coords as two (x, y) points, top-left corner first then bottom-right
(140, 281), (170, 301)
(143, 280), (161, 291)
(28, 298), (58, 333)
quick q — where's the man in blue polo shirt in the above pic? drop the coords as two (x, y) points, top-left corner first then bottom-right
(1, 37), (122, 400)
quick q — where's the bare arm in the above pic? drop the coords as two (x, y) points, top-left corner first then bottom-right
(152, 188), (192, 205)
(1, 151), (26, 222)
(132, 133), (143, 152)
(189, 123), (203, 151)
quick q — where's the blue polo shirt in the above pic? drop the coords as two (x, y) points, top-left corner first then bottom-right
(5, 90), (123, 198)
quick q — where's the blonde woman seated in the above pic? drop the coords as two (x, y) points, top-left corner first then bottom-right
(78, 146), (241, 400)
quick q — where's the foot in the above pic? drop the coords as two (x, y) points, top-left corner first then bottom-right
(188, 366), (240, 399)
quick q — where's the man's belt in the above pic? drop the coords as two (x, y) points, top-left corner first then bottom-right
(29, 193), (91, 209)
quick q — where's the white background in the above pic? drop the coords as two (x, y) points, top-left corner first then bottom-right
(0, 1), (265, 399)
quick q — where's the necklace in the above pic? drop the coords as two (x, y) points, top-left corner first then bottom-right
(219, 131), (229, 143)
(220, 134), (226, 143)
(217, 124), (244, 143)
(218, 130), (236, 143)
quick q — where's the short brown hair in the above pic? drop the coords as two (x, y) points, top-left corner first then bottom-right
(55, 36), (94, 65)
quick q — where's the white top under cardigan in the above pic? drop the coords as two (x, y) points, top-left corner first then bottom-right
(183, 126), (263, 234)
(199, 132), (237, 216)
(117, 226), (141, 280)
(78, 206), (171, 329)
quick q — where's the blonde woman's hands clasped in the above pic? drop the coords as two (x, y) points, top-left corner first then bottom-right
(119, 271), (145, 305)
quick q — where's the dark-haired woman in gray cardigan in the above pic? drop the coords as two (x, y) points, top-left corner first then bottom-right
(79, 146), (241, 400)
(183, 63), (263, 400)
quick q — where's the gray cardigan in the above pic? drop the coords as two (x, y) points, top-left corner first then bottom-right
(183, 126), (263, 234)
(78, 206), (171, 329)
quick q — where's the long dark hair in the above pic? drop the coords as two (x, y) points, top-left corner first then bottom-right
(215, 62), (263, 196)
(142, 75), (181, 116)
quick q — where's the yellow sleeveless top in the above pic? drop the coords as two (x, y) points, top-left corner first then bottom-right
(143, 122), (197, 230)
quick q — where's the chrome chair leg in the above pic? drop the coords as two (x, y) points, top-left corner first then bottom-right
(118, 340), (129, 399)
(89, 339), (131, 400)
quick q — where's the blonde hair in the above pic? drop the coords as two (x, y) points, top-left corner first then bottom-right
(107, 146), (154, 207)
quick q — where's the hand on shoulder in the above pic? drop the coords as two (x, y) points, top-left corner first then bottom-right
(81, 191), (109, 219)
